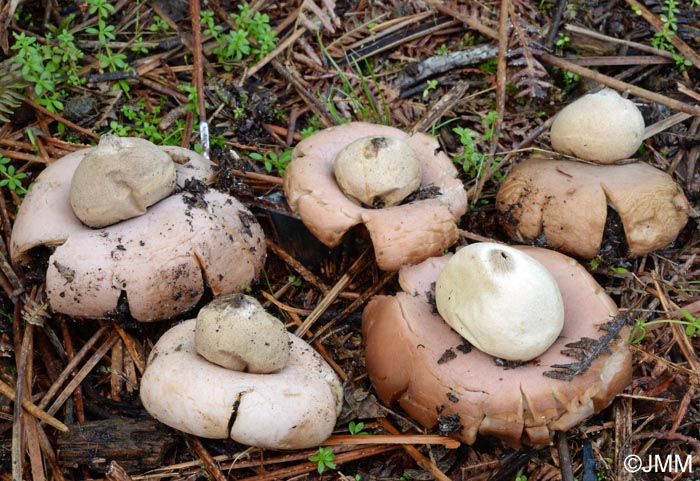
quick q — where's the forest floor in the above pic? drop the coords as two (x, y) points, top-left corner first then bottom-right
(0, 0), (699, 480)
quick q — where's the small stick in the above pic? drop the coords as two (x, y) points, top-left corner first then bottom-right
(59, 319), (85, 423)
(473, 0), (510, 204)
(311, 270), (396, 342)
(260, 290), (312, 315)
(428, 1), (498, 41)
(0, 148), (46, 164)
(38, 325), (110, 411)
(295, 248), (371, 337)
(46, 331), (119, 417)
(241, 445), (398, 481)
(266, 239), (331, 295)
(287, 311), (347, 381)
(110, 340), (123, 401)
(537, 52), (700, 116)
(556, 431), (575, 481)
(24, 412), (46, 481)
(565, 24), (675, 59)
(188, 435), (228, 481)
(643, 111), (692, 140)
(324, 434), (460, 448)
(23, 98), (100, 141)
(566, 55), (672, 66)
(378, 418), (454, 481)
(112, 324), (145, 375)
(36, 423), (67, 481)
(271, 59), (336, 128)
(189, 0), (209, 158)
(0, 380), (68, 432)
(230, 168), (284, 186)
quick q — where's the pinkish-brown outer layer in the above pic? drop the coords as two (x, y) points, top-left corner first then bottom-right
(283, 122), (467, 271)
(11, 145), (265, 322)
(362, 247), (632, 448)
(496, 156), (689, 258)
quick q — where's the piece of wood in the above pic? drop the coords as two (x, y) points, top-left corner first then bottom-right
(57, 417), (177, 473)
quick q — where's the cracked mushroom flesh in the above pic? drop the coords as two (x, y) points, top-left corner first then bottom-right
(362, 246), (632, 447)
(496, 155), (689, 259)
(10, 138), (266, 322)
(140, 316), (343, 450)
(549, 88), (645, 163)
(284, 122), (468, 271)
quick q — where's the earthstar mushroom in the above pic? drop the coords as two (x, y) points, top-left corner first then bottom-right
(284, 122), (468, 271)
(140, 297), (343, 450)
(11, 137), (266, 322)
(362, 245), (632, 447)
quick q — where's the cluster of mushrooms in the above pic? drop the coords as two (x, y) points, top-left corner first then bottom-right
(10, 135), (341, 450)
(10, 87), (688, 451)
(496, 88), (689, 259)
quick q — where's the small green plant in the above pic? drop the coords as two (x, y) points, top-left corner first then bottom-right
(288, 275), (302, 287)
(309, 447), (336, 474)
(11, 29), (83, 112)
(452, 126), (485, 179)
(300, 125), (318, 138)
(562, 70), (580, 88)
(481, 111), (499, 142)
(108, 98), (192, 146)
(479, 57), (498, 75)
(648, 0), (693, 69)
(202, 3), (278, 69)
(436, 43), (451, 56)
(249, 149), (293, 175)
(0, 156), (28, 196)
(179, 84), (205, 116)
(348, 420), (368, 435)
(515, 475), (528, 481)
(149, 15), (170, 33)
(422, 79), (438, 99)
(651, 0), (680, 53)
(451, 117), (504, 183)
(84, 0), (133, 94)
(555, 33), (571, 48)
(630, 308), (700, 344)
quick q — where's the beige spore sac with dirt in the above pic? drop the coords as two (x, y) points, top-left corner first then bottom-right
(333, 134), (422, 208)
(69, 134), (177, 228)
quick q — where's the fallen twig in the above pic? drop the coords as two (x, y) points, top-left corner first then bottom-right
(324, 433), (460, 448)
(537, 51), (700, 116)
